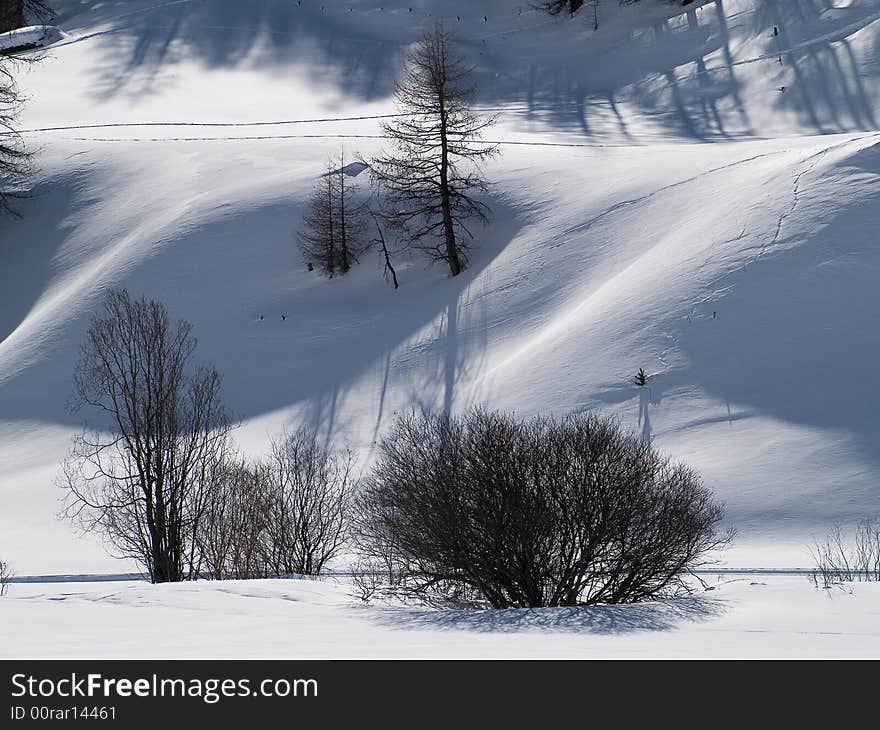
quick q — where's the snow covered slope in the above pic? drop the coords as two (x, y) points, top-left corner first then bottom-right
(2, 0), (880, 575)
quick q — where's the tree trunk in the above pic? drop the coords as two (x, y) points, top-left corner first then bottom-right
(438, 96), (462, 276)
(375, 220), (399, 289)
(339, 165), (349, 273)
(326, 174), (336, 275)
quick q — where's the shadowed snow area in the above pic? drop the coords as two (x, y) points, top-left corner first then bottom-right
(1, 0), (879, 582)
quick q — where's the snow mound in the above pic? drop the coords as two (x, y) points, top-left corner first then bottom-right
(0, 25), (65, 53)
(334, 161), (370, 177)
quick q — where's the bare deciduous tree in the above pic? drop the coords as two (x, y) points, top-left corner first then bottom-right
(0, 54), (33, 216)
(298, 151), (369, 277)
(357, 408), (731, 608)
(371, 22), (498, 277)
(60, 290), (233, 583)
(263, 428), (356, 576)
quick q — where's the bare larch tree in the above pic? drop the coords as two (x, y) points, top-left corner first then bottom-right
(61, 290), (233, 583)
(298, 159), (338, 275)
(298, 151), (368, 277)
(371, 22), (498, 277)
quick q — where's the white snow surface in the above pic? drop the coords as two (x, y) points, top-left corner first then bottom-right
(2, 574), (880, 658)
(1, 0), (879, 627)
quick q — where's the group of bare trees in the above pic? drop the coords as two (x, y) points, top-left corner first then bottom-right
(60, 291), (354, 583)
(61, 290), (729, 601)
(297, 4), (675, 279)
(298, 22), (497, 280)
(197, 430), (356, 580)
(297, 152), (369, 277)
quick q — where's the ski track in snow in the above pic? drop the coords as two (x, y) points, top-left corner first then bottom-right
(660, 131), (879, 391)
(557, 150), (788, 246)
(755, 145), (835, 262)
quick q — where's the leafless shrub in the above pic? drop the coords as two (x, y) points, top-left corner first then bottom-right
(60, 290), (233, 583)
(263, 428), (357, 576)
(357, 408), (731, 608)
(350, 556), (387, 604)
(0, 559), (12, 596)
(196, 458), (272, 580)
(194, 430), (357, 581)
(810, 520), (880, 588)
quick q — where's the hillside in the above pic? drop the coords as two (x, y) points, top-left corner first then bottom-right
(1, 0), (879, 579)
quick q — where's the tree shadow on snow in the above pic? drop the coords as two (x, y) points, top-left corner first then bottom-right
(46, 0), (880, 141)
(369, 594), (725, 636)
(755, 0), (880, 134)
(673, 141), (880, 521)
(0, 176), (82, 348)
(0, 167), (523, 438)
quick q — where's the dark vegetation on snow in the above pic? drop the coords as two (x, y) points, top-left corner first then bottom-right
(59, 290), (730, 606)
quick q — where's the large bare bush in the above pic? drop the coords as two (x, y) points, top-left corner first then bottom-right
(60, 290), (233, 583)
(357, 408), (731, 607)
